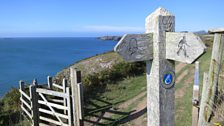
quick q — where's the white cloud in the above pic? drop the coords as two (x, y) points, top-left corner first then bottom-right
(79, 25), (144, 32)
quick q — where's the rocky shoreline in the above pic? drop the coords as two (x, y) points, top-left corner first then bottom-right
(97, 36), (122, 41)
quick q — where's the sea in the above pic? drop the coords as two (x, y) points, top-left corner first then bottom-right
(0, 37), (117, 97)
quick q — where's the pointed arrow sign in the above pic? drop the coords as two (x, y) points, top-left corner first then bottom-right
(114, 32), (206, 64)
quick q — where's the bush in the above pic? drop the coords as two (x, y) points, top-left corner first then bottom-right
(82, 61), (146, 99)
(0, 88), (22, 126)
(1, 88), (20, 112)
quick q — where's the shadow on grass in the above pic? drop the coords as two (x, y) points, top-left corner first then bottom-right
(84, 98), (146, 125)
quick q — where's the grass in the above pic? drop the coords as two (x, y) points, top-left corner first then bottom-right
(84, 75), (146, 108)
(175, 48), (212, 125)
(84, 48), (213, 125)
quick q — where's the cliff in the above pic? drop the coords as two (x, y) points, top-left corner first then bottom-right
(97, 36), (122, 41)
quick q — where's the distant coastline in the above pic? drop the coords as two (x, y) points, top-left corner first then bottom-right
(97, 36), (122, 41)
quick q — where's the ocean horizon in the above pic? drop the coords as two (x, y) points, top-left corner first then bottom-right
(0, 37), (117, 97)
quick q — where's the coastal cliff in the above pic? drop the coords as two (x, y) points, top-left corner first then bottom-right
(97, 36), (122, 41)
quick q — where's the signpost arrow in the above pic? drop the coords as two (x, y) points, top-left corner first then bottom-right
(114, 32), (206, 64)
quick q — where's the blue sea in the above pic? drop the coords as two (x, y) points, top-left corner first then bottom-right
(0, 37), (117, 97)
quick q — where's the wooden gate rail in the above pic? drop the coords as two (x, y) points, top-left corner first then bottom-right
(20, 68), (84, 126)
(37, 87), (72, 126)
(19, 81), (32, 120)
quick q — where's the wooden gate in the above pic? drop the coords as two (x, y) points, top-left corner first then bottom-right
(36, 86), (72, 126)
(20, 68), (84, 126)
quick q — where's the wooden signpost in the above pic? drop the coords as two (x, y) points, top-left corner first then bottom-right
(114, 7), (206, 126)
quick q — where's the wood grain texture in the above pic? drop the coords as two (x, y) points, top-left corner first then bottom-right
(202, 34), (224, 122)
(198, 72), (209, 126)
(166, 32), (206, 64)
(114, 32), (206, 63)
(114, 33), (153, 62)
(145, 7), (175, 126)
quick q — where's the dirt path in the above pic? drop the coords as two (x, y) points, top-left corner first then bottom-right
(176, 69), (189, 84)
(176, 67), (194, 99)
(119, 91), (146, 109)
(176, 63), (187, 73)
(99, 91), (147, 123)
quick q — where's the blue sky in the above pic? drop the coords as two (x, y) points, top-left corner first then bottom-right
(0, 0), (223, 37)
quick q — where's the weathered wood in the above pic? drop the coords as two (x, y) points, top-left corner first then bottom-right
(198, 72), (209, 126)
(48, 98), (64, 103)
(145, 7), (175, 126)
(30, 85), (39, 126)
(36, 88), (69, 98)
(19, 80), (25, 111)
(192, 61), (200, 126)
(208, 28), (224, 34)
(39, 116), (68, 126)
(39, 93), (64, 124)
(19, 89), (31, 100)
(114, 32), (206, 63)
(38, 99), (68, 110)
(77, 83), (84, 120)
(39, 108), (68, 119)
(47, 76), (53, 89)
(20, 97), (32, 110)
(21, 105), (32, 119)
(19, 80), (25, 91)
(70, 67), (81, 126)
(63, 78), (67, 114)
(66, 87), (72, 126)
(52, 83), (64, 90)
(114, 33), (153, 62)
(201, 33), (224, 122)
(166, 32), (206, 64)
(33, 79), (38, 86)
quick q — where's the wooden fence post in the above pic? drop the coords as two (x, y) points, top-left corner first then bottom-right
(30, 80), (39, 126)
(198, 72), (209, 126)
(77, 83), (84, 122)
(192, 61), (200, 126)
(199, 30), (224, 123)
(47, 76), (53, 89)
(63, 78), (67, 114)
(70, 68), (83, 126)
(66, 87), (72, 126)
(19, 80), (25, 111)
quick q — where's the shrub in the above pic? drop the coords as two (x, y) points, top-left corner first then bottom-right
(0, 88), (22, 126)
(82, 61), (146, 99)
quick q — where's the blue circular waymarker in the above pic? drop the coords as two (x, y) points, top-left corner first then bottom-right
(162, 71), (175, 89)
(164, 73), (173, 85)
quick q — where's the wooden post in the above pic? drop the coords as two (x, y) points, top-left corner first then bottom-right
(145, 7), (175, 126)
(114, 7), (206, 126)
(192, 61), (200, 126)
(70, 68), (82, 126)
(19, 80), (25, 108)
(77, 83), (84, 120)
(47, 76), (53, 89)
(63, 78), (67, 114)
(30, 84), (39, 126)
(198, 72), (209, 126)
(66, 87), (72, 126)
(199, 30), (224, 123)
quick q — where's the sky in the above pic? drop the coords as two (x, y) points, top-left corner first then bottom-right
(0, 0), (223, 37)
